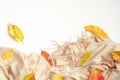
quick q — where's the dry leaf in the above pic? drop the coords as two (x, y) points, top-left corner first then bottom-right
(24, 72), (34, 80)
(53, 75), (63, 80)
(88, 69), (104, 80)
(84, 25), (109, 39)
(41, 50), (53, 66)
(1, 49), (14, 60)
(112, 51), (120, 63)
(8, 23), (24, 42)
(81, 51), (92, 65)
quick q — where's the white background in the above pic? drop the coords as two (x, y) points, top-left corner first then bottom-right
(0, 0), (120, 54)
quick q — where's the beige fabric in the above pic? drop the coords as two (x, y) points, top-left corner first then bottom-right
(0, 47), (51, 80)
(0, 34), (120, 80)
(49, 35), (120, 80)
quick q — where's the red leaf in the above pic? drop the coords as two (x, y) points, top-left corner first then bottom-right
(88, 69), (104, 80)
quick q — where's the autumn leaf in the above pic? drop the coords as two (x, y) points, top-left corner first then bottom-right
(84, 25), (109, 39)
(24, 72), (34, 80)
(112, 51), (120, 63)
(1, 49), (14, 60)
(41, 50), (53, 66)
(8, 23), (24, 42)
(53, 75), (63, 80)
(81, 51), (92, 65)
(88, 69), (104, 80)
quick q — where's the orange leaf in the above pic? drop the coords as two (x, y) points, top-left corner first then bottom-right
(112, 51), (120, 63)
(41, 50), (53, 66)
(88, 69), (104, 80)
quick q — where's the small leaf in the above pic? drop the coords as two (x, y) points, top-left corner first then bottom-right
(1, 49), (14, 60)
(41, 50), (53, 66)
(112, 51), (120, 63)
(84, 25), (109, 39)
(24, 72), (34, 80)
(81, 51), (92, 65)
(8, 23), (24, 42)
(53, 75), (63, 80)
(88, 69), (104, 80)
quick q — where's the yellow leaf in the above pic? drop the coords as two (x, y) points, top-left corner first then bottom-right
(8, 23), (24, 42)
(81, 51), (92, 65)
(112, 51), (120, 63)
(24, 72), (34, 80)
(53, 75), (63, 80)
(84, 25), (109, 39)
(1, 49), (14, 60)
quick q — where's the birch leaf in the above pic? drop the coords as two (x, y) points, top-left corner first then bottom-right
(8, 23), (24, 42)
(84, 25), (109, 39)
(81, 51), (92, 65)
(112, 51), (120, 63)
(24, 72), (34, 80)
(1, 49), (14, 60)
